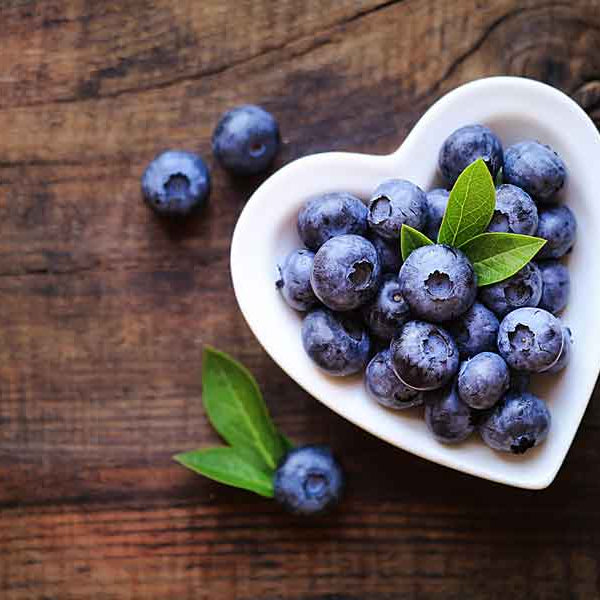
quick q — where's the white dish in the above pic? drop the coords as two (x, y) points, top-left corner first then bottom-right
(230, 76), (600, 489)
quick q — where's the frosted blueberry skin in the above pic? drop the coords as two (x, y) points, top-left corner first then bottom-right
(363, 275), (411, 341)
(479, 391), (551, 454)
(212, 105), (280, 176)
(536, 205), (577, 259)
(503, 141), (566, 202)
(446, 302), (500, 359)
(390, 320), (459, 391)
(365, 350), (424, 410)
(438, 124), (504, 186)
(425, 384), (475, 444)
(457, 352), (510, 410)
(478, 262), (543, 318)
(537, 260), (570, 314)
(368, 233), (402, 274)
(424, 188), (450, 241)
(311, 235), (381, 311)
(274, 446), (344, 516)
(497, 307), (563, 373)
(547, 326), (573, 374)
(487, 184), (538, 235)
(367, 179), (427, 240)
(276, 249), (318, 311)
(301, 308), (370, 376)
(297, 192), (368, 251)
(141, 150), (210, 217)
(399, 244), (477, 323)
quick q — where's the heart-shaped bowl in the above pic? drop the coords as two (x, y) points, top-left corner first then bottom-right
(230, 76), (600, 489)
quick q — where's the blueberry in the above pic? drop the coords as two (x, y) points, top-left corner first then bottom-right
(497, 307), (563, 373)
(276, 249), (318, 311)
(367, 179), (427, 240)
(438, 124), (503, 186)
(446, 302), (499, 358)
(141, 150), (210, 217)
(536, 205), (577, 259)
(298, 193), (368, 251)
(365, 349), (424, 409)
(368, 233), (402, 274)
(424, 188), (450, 241)
(301, 308), (370, 376)
(390, 320), (459, 391)
(487, 184), (538, 235)
(425, 384), (475, 444)
(509, 370), (531, 393)
(478, 262), (542, 318)
(503, 141), (566, 202)
(537, 260), (570, 314)
(457, 352), (510, 410)
(363, 275), (411, 341)
(311, 235), (381, 311)
(547, 326), (573, 374)
(479, 391), (551, 454)
(399, 244), (477, 323)
(274, 446), (344, 516)
(212, 105), (280, 176)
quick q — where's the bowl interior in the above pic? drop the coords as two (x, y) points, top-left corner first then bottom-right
(231, 77), (600, 489)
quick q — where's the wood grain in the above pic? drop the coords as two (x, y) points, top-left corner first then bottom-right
(1, 0), (600, 598)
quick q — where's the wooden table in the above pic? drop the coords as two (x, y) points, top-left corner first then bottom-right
(2, 1), (600, 598)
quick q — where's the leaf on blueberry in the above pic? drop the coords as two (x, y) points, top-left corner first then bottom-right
(401, 224), (433, 261)
(460, 232), (547, 286)
(438, 158), (496, 247)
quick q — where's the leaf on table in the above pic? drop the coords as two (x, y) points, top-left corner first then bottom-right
(401, 224), (433, 261)
(460, 232), (547, 286)
(202, 347), (285, 472)
(438, 159), (496, 247)
(174, 447), (275, 498)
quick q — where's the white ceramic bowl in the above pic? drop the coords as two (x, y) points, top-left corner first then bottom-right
(230, 76), (600, 489)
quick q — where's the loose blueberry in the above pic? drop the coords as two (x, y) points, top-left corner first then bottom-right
(365, 349), (424, 409)
(276, 249), (318, 311)
(212, 105), (280, 176)
(503, 141), (566, 202)
(497, 307), (563, 373)
(141, 150), (210, 217)
(425, 384), (475, 444)
(478, 262), (542, 318)
(487, 184), (538, 235)
(509, 370), (531, 393)
(438, 124), (503, 186)
(399, 244), (477, 323)
(536, 205), (577, 259)
(311, 235), (381, 311)
(446, 301), (500, 359)
(274, 446), (344, 516)
(390, 320), (459, 391)
(537, 260), (570, 314)
(457, 352), (510, 410)
(479, 391), (551, 454)
(298, 192), (368, 251)
(363, 275), (411, 341)
(547, 326), (573, 374)
(367, 179), (427, 240)
(301, 308), (370, 376)
(424, 188), (450, 241)
(368, 233), (402, 274)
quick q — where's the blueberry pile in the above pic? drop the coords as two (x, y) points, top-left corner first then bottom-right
(277, 124), (576, 455)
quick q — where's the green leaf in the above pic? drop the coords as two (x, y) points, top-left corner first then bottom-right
(202, 347), (285, 471)
(279, 433), (294, 453)
(460, 232), (547, 287)
(401, 224), (433, 261)
(438, 159), (496, 247)
(495, 167), (503, 187)
(174, 447), (274, 498)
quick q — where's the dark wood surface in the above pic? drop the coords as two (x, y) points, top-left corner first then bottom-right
(2, 1), (600, 598)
